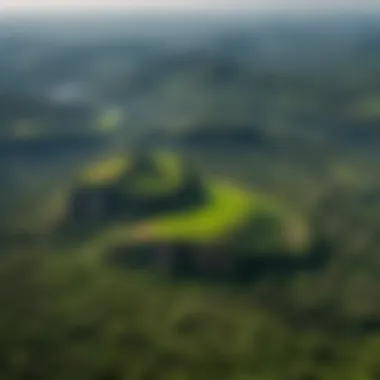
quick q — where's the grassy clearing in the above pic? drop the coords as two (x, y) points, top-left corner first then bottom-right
(69, 151), (308, 253)
(95, 180), (264, 246)
(137, 181), (256, 242)
(100, 181), (308, 253)
(136, 181), (311, 251)
(78, 151), (180, 193)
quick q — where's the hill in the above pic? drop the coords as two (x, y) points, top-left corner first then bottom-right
(55, 151), (311, 279)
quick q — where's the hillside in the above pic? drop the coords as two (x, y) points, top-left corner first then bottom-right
(53, 151), (312, 280)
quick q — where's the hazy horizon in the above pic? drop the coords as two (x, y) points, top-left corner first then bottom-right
(1, 0), (380, 15)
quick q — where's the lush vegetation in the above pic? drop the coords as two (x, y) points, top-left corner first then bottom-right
(64, 151), (304, 259)
(1, 13), (380, 380)
(0, 247), (379, 380)
(137, 181), (255, 242)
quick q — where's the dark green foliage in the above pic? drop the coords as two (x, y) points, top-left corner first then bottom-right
(2, 16), (380, 380)
(180, 125), (269, 150)
(68, 154), (207, 224)
(232, 213), (285, 254)
(0, 92), (93, 135)
(0, 247), (379, 380)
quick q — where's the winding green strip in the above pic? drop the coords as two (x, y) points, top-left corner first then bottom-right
(127, 181), (257, 243)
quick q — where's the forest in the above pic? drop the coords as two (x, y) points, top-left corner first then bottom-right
(0, 11), (380, 380)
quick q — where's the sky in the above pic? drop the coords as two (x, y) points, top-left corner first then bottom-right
(0, 0), (379, 13)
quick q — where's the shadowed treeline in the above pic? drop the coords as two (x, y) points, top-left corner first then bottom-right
(106, 238), (331, 284)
